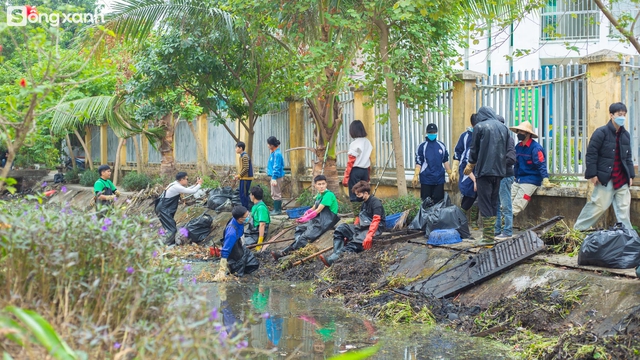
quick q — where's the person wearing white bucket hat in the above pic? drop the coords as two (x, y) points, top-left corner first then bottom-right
(509, 120), (557, 221)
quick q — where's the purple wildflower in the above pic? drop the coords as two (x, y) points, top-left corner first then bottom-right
(104, 218), (112, 226)
(214, 324), (222, 332)
(23, 211), (28, 216)
(114, 342), (121, 349)
(219, 331), (228, 341)
(165, 267), (172, 273)
(179, 227), (189, 238)
(152, 250), (158, 258)
(91, 215), (97, 221)
(122, 214), (127, 219)
(261, 312), (270, 319)
(158, 228), (166, 236)
(183, 264), (192, 271)
(61, 186), (67, 193)
(209, 308), (219, 321)
(126, 199), (132, 203)
(126, 267), (135, 274)
(149, 223), (154, 228)
(192, 277), (197, 285)
(236, 340), (248, 349)
(41, 182), (47, 188)
(178, 277), (184, 284)
(39, 216), (45, 223)
(101, 225), (108, 232)
(35, 204), (39, 210)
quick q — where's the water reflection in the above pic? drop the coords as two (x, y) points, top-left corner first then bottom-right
(203, 283), (513, 360)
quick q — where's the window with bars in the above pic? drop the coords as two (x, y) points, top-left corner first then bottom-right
(541, 0), (600, 40)
(607, 2), (640, 38)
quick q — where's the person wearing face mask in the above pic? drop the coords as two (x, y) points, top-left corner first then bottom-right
(507, 121), (556, 228)
(412, 123), (452, 203)
(574, 102), (635, 231)
(213, 205), (260, 281)
(318, 181), (385, 267)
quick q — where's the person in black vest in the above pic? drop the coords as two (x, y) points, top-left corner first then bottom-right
(155, 172), (202, 245)
(319, 181), (385, 267)
(574, 102), (635, 230)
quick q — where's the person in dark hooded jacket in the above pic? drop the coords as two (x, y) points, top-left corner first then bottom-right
(464, 106), (516, 244)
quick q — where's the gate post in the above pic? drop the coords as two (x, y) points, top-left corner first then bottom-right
(582, 50), (624, 138)
(452, 70), (484, 157)
(100, 124), (108, 165)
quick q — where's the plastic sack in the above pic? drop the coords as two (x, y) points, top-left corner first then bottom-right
(207, 187), (243, 211)
(408, 195), (446, 231)
(185, 213), (214, 244)
(578, 224), (640, 269)
(422, 204), (471, 239)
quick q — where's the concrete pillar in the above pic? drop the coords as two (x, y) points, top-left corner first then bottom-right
(353, 89), (377, 170)
(582, 50), (624, 137)
(197, 114), (209, 165)
(452, 70), (484, 159)
(289, 100), (306, 196)
(100, 123), (108, 165)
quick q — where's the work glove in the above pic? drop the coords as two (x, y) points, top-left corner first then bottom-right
(297, 210), (317, 223)
(103, 195), (116, 201)
(255, 236), (264, 251)
(303, 208), (314, 217)
(450, 160), (459, 183)
(463, 162), (476, 176)
(542, 178), (557, 188)
(209, 246), (221, 257)
(446, 169), (453, 184)
(343, 155), (356, 187)
(270, 179), (278, 187)
(114, 190), (122, 197)
(213, 258), (228, 282)
(362, 215), (381, 251)
(412, 171), (419, 188)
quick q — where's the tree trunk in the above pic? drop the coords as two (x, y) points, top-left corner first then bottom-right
(74, 128), (93, 170)
(66, 134), (77, 170)
(377, 19), (408, 196)
(133, 135), (143, 174)
(159, 113), (176, 178)
(246, 114), (256, 161)
(0, 145), (16, 181)
(113, 137), (125, 186)
(186, 117), (208, 176)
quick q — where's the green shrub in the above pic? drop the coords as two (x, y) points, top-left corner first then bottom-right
(257, 184), (274, 208)
(382, 194), (422, 219)
(296, 188), (314, 207)
(200, 176), (221, 190)
(79, 169), (99, 187)
(64, 168), (83, 184)
(0, 200), (256, 359)
(122, 171), (152, 191)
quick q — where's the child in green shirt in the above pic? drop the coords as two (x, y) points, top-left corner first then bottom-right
(245, 186), (271, 250)
(271, 175), (340, 261)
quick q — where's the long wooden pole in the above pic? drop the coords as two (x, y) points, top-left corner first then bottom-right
(246, 237), (294, 249)
(291, 246), (333, 267)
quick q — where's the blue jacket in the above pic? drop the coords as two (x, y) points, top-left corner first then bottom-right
(453, 130), (473, 163)
(267, 148), (285, 180)
(221, 218), (244, 259)
(515, 138), (549, 186)
(415, 138), (449, 185)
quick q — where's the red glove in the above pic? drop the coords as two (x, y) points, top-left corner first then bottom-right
(209, 247), (221, 257)
(297, 210), (318, 223)
(363, 215), (381, 251)
(343, 155), (356, 187)
(354, 217), (360, 226)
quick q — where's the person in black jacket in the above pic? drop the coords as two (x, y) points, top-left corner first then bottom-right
(464, 106), (516, 244)
(574, 102), (635, 231)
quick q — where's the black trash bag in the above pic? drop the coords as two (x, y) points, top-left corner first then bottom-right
(422, 205), (471, 239)
(231, 188), (241, 206)
(207, 187), (237, 211)
(408, 194), (451, 231)
(578, 224), (640, 269)
(53, 173), (65, 184)
(185, 213), (214, 244)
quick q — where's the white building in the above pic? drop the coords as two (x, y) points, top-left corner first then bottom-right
(464, 0), (640, 74)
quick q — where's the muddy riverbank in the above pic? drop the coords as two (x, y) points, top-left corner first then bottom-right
(45, 183), (640, 359)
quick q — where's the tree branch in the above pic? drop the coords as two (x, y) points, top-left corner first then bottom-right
(593, 0), (640, 54)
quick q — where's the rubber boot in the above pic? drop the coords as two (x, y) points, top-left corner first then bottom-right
(270, 200), (282, 215)
(470, 205), (479, 230)
(479, 216), (497, 245)
(325, 237), (346, 266)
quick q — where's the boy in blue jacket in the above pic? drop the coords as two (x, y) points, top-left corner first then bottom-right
(411, 123), (452, 203)
(213, 206), (259, 281)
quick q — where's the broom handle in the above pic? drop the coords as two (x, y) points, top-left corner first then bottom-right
(246, 237), (294, 249)
(291, 246), (333, 267)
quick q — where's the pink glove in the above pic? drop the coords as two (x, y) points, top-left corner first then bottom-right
(303, 208), (314, 217)
(297, 210), (318, 223)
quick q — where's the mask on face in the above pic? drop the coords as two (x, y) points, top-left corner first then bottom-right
(614, 116), (625, 126)
(427, 134), (437, 141)
(517, 133), (527, 141)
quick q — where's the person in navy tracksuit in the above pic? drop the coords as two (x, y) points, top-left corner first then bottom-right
(451, 114), (478, 211)
(411, 123), (452, 203)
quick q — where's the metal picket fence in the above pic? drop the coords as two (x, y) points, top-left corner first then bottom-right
(375, 82), (454, 177)
(621, 56), (640, 166)
(474, 64), (588, 176)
